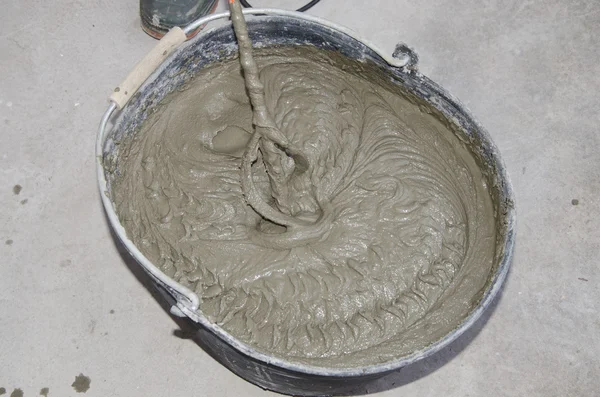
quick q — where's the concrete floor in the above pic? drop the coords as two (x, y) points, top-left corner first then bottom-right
(1, 0), (599, 395)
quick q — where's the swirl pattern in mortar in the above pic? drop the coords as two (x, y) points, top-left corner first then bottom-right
(110, 47), (496, 368)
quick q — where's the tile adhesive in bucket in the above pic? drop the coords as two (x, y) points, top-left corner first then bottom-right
(98, 5), (515, 395)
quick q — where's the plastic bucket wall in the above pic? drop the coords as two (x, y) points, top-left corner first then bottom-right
(98, 13), (515, 396)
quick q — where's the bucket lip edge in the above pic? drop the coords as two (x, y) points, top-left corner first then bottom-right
(96, 11), (516, 378)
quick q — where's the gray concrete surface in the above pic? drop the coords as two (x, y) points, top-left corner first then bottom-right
(1, 0), (599, 395)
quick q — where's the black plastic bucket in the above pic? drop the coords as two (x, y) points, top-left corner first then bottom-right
(98, 10), (515, 396)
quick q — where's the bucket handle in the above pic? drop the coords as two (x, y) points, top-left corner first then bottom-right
(108, 9), (419, 110)
(393, 43), (419, 71)
(109, 27), (187, 109)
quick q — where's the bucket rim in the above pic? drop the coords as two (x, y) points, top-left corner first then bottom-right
(96, 8), (516, 378)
